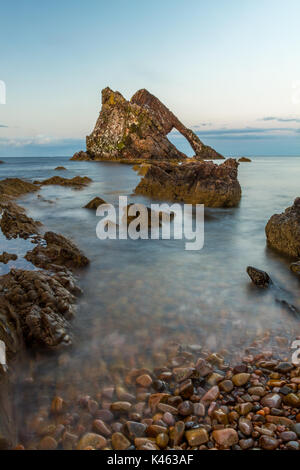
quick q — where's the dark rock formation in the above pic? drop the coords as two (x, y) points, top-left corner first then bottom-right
(134, 158), (241, 207)
(0, 207), (41, 239)
(238, 157), (252, 162)
(54, 166), (67, 171)
(0, 252), (18, 264)
(25, 231), (89, 270)
(0, 161), (4, 164)
(0, 269), (80, 350)
(265, 198), (300, 258)
(84, 197), (107, 210)
(247, 266), (271, 288)
(71, 87), (223, 161)
(34, 176), (92, 188)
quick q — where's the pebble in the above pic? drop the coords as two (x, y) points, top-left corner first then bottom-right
(77, 433), (107, 450)
(111, 432), (131, 450)
(258, 435), (279, 450)
(238, 417), (253, 436)
(185, 428), (209, 446)
(201, 386), (219, 403)
(92, 419), (111, 436)
(279, 431), (297, 442)
(212, 429), (238, 448)
(232, 373), (250, 387)
(37, 436), (58, 450)
(125, 421), (147, 438)
(219, 380), (233, 393)
(261, 393), (282, 408)
(136, 374), (153, 388)
(110, 401), (132, 412)
(156, 433), (169, 448)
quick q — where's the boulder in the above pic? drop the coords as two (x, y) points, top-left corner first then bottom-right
(265, 198), (300, 258)
(71, 87), (223, 161)
(54, 166), (67, 171)
(238, 157), (251, 162)
(134, 158), (241, 207)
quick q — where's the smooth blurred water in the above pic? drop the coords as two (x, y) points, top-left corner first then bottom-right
(1, 155), (300, 437)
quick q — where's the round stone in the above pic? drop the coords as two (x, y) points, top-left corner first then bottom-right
(232, 373), (250, 387)
(261, 393), (282, 408)
(77, 433), (107, 450)
(259, 435), (279, 450)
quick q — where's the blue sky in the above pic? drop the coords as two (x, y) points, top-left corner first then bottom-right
(0, 0), (300, 156)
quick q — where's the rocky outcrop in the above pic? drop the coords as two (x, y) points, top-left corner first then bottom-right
(25, 231), (89, 271)
(0, 207), (41, 239)
(265, 198), (300, 258)
(134, 158), (241, 207)
(0, 269), (81, 350)
(238, 157), (252, 162)
(71, 87), (223, 161)
(0, 252), (17, 264)
(54, 166), (67, 171)
(0, 178), (38, 200)
(34, 176), (92, 188)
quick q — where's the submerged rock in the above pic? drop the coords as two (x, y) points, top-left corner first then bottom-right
(0, 269), (80, 350)
(265, 198), (300, 258)
(134, 158), (241, 207)
(238, 157), (252, 162)
(54, 166), (67, 171)
(34, 176), (92, 188)
(25, 231), (90, 270)
(71, 87), (223, 161)
(290, 261), (300, 274)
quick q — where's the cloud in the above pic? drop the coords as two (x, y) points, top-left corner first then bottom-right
(0, 136), (84, 148)
(0, 124), (8, 128)
(261, 116), (300, 123)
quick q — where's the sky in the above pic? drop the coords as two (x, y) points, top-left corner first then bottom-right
(0, 0), (300, 156)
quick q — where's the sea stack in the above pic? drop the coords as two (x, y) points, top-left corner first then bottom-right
(71, 88), (224, 161)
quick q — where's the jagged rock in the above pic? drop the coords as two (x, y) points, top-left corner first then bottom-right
(238, 157), (252, 162)
(34, 176), (92, 187)
(0, 207), (41, 239)
(84, 197), (107, 210)
(265, 198), (300, 258)
(0, 252), (17, 264)
(134, 158), (241, 207)
(25, 231), (90, 270)
(71, 87), (223, 161)
(54, 166), (67, 171)
(0, 269), (81, 350)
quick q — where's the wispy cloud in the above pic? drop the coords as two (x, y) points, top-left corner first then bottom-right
(260, 116), (300, 123)
(0, 124), (8, 128)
